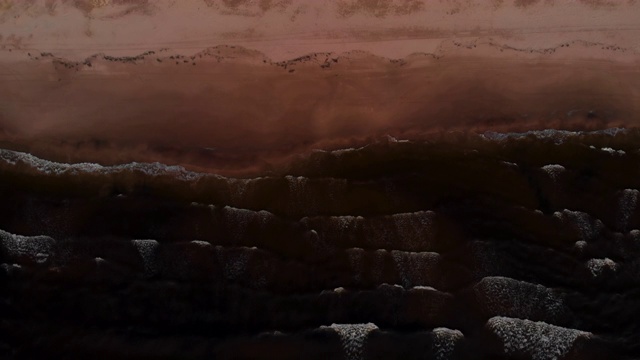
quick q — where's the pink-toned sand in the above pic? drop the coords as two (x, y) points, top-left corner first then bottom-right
(1, 0), (639, 175)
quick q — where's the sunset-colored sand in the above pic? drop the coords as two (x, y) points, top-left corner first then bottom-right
(1, 0), (639, 174)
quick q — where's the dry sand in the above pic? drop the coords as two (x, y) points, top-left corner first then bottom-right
(1, 0), (639, 175)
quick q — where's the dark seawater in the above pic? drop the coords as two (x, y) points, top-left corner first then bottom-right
(2, 129), (640, 359)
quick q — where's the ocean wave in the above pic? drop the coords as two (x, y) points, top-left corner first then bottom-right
(3, 127), (640, 358)
(0, 148), (206, 181)
(481, 127), (628, 143)
(486, 316), (591, 360)
(0, 128), (635, 180)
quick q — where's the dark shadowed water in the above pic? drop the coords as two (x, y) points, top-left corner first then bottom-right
(2, 129), (640, 359)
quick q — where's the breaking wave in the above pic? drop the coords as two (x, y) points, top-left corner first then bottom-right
(2, 128), (640, 359)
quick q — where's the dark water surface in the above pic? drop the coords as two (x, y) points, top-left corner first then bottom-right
(2, 129), (640, 359)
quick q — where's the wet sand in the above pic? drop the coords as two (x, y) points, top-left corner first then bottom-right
(0, 43), (639, 175)
(0, 1), (639, 174)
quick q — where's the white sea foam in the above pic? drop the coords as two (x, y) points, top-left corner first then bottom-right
(391, 250), (440, 288)
(0, 229), (56, 263)
(541, 164), (565, 181)
(131, 239), (160, 276)
(487, 316), (590, 360)
(618, 189), (639, 231)
(389, 211), (435, 248)
(1, 263), (22, 274)
(553, 209), (603, 241)
(600, 147), (625, 155)
(221, 206), (274, 241)
(286, 175), (311, 211)
(331, 147), (358, 156)
(329, 144), (369, 156)
(0, 149), (204, 180)
(190, 240), (212, 247)
(573, 240), (588, 252)
(411, 285), (439, 292)
(474, 277), (567, 322)
(482, 128), (627, 144)
(301, 215), (362, 243)
(315, 137), (406, 157)
(384, 135), (410, 143)
(586, 258), (618, 278)
(227, 177), (263, 203)
(324, 323), (379, 360)
(432, 328), (464, 360)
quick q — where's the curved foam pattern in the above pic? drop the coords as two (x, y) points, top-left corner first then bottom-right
(0, 229), (56, 264)
(474, 276), (570, 324)
(486, 316), (591, 360)
(325, 323), (379, 360)
(3, 130), (640, 358)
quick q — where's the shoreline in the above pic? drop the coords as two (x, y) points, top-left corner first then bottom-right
(1, 43), (638, 175)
